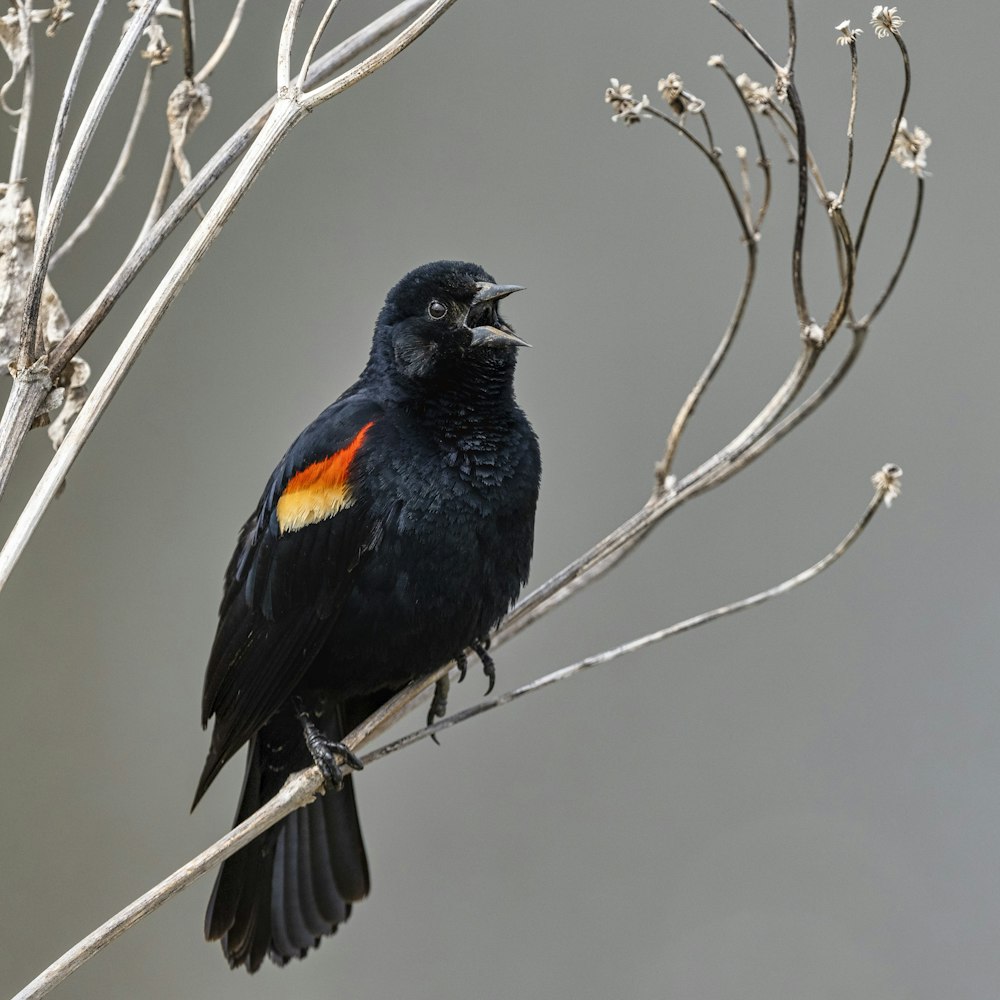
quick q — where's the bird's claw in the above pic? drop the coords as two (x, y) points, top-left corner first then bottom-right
(427, 675), (450, 745)
(472, 640), (495, 695)
(294, 697), (363, 791)
(454, 650), (468, 683)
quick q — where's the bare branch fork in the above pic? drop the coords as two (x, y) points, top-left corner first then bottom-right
(5, 1), (925, 996)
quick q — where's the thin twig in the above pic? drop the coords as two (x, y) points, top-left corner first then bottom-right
(712, 0), (810, 329)
(837, 37), (859, 207)
(180, 0), (195, 81)
(855, 32), (910, 256)
(195, 0), (248, 83)
(713, 60), (771, 231)
(645, 105), (752, 245)
(302, 0), (457, 106)
(10, 468), (896, 1000)
(51, 66), (155, 269)
(655, 246), (757, 489)
(709, 1), (782, 75)
(856, 177), (923, 329)
(8, 0), (34, 185)
(736, 143), (752, 229)
(10, 770), (323, 1000)
(15, 0), (158, 372)
(297, 0), (342, 91)
(37, 0), (110, 228)
(131, 147), (175, 254)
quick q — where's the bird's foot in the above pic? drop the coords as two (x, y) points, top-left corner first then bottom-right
(472, 639), (495, 694)
(427, 675), (450, 745)
(293, 698), (363, 791)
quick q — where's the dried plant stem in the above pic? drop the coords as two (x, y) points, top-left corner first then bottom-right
(10, 769), (322, 1000)
(713, 61), (771, 230)
(11, 469), (893, 1000)
(855, 32), (910, 256)
(837, 39), (859, 206)
(856, 177), (923, 329)
(277, 0), (307, 91)
(16, 0), (158, 372)
(180, 0), (195, 81)
(7, 0), (34, 185)
(196, 0), (249, 83)
(298, 0), (343, 90)
(50, 66), (155, 269)
(656, 247), (757, 488)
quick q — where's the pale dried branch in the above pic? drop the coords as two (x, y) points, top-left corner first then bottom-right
(6, 0), (34, 185)
(855, 30), (911, 255)
(276, 0), (306, 92)
(195, 0), (247, 83)
(16, 0), (157, 372)
(37, 0), (109, 228)
(855, 176), (924, 330)
(297, 0), (342, 91)
(50, 65), (155, 269)
(11, 466), (898, 1000)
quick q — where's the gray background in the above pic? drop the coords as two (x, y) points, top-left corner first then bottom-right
(2, 2), (996, 998)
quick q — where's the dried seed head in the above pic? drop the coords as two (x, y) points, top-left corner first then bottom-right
(835, 20), (862, 45)
(605, 79), (650, 126)
(735, 73), (772, 113)
(872, 464), (902, 506)
(891, 118), (931, 177)
(871, 5), (904, 38)
(141, 23), (172, 66)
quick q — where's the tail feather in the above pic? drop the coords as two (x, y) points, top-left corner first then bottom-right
(202, 700), (370, 972)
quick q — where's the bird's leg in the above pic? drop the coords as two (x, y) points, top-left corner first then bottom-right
(293, 696), (364, 791)
(471, 639), (495, 694)
(427, 674), (450, 745)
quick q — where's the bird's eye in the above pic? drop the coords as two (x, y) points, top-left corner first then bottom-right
(427, 300), (447, 320)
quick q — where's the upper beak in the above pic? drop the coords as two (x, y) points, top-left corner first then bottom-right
(467, 281), (530, 348)
(470, 281), (525, 307)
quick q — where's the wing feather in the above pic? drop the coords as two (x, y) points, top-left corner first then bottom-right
(196, 396), (384, 804)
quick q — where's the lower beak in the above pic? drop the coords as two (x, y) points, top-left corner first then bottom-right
(468, 324), (531, 348)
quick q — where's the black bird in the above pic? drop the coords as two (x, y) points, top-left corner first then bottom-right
(194, 261), (540, 971)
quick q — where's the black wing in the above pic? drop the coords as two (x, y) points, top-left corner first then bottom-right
(194, 395), (385, 806)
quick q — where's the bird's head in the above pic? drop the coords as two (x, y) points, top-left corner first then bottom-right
(371, 260), (527, 386)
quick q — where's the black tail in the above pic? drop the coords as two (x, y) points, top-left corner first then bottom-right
(204, 700), (370, 972)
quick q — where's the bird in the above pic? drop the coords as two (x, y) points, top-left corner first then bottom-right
(193, 260), (541, 971)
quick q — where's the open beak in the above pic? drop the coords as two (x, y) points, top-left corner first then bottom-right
(470, 281), (525, 307)
(467, 282), (531, 348)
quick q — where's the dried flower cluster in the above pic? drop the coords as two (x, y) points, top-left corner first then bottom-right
(835, 20), (862, 45)
(872, 464), (903, 507)
(657, 72), (705, 117)
(891, 117), (931, 177)
(604, 78), (650, 126)
(871, 5), (904, 38)
(735, 72), (773, 112)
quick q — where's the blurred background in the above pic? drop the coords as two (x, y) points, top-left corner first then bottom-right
(2, 2), (996, 998)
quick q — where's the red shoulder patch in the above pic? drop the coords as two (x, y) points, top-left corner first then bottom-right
(276, 421), (375, 534)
